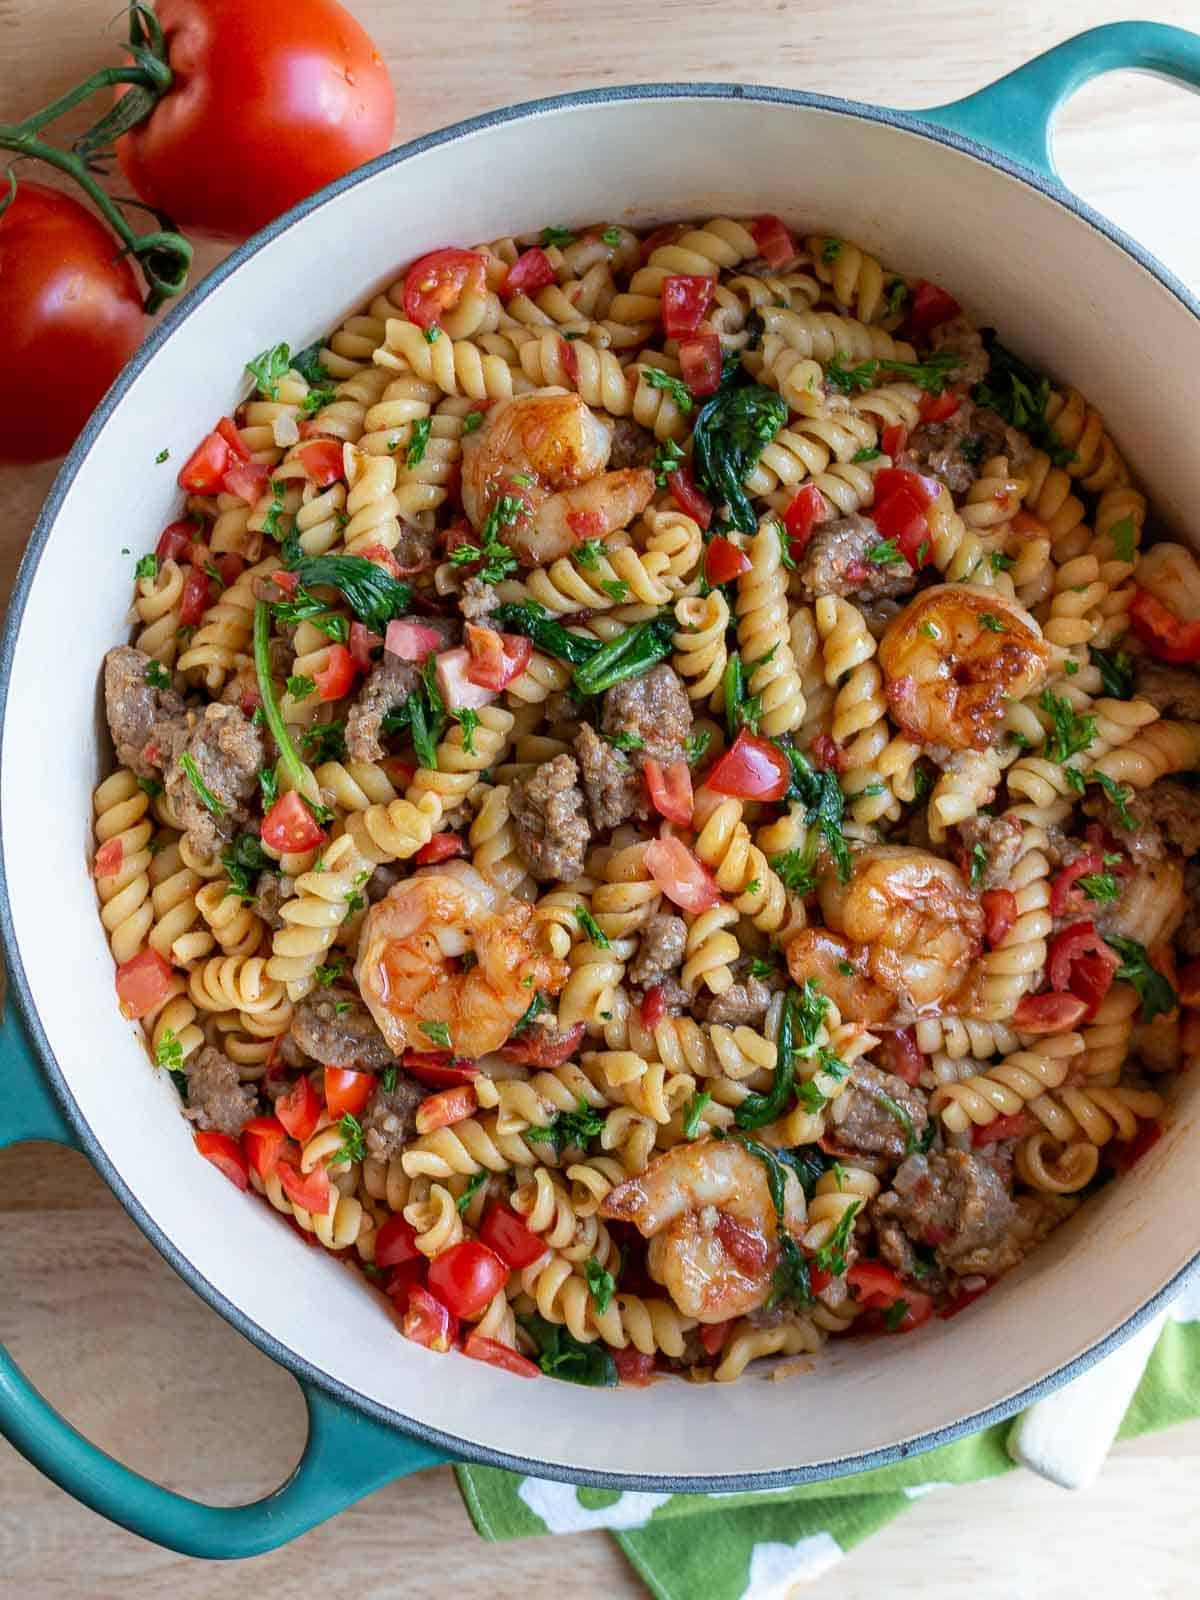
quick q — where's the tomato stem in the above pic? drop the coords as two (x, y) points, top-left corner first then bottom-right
(0, 4), (191, 314)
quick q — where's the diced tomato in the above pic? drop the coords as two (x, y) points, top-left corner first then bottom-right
(349, 621), (382, 672)
(324, 1066), (374, 1120)
(275, 1154), (331, 1214)
(908, 280), (961, 337)
(698, 1320), (732, 1357)
(222, 459), (270, 504)
(427, 1240), (508, 1319)
(783, 482), (825, 556)
(678, 332), (721, 397)
(115, 948), (175, 1020)
(846, 1260), (906, 1308)
(1178, 959), (1200, 1008)
(313, 643), (358, 702)
(644, 758), (694, 826)
(1012, 991), (1089, 1033)
(93, 837), (124, 878)
(194, 1130), (249, 1190)
(402, 1286), (459, 1351)
(241, 1115), (288, 1181)
(640, 985), (667, 1029)
(383, 1258), (426, 1309)
(295, 439), (344, 487)
(414, 1085), (478, 1135)
(212, 553), (245, 588)
(873, 487), (929, 566)
(872, 466), (940, 509)
(465, 625), (533, 691)
(215, 415), (250, 462)
(878, 1027), (923, 1086)
(706, 727), (792, 802)
(414, 832), (466, 865)
(156, 519), (200, 562)
(611, 1347), (657, 1386)
(1050, 852), (1106, 918)
(1129, 588), (1200, 664)
(1111, 1119), (1163, 1173)
(179, 566), (214, 627)
(1047, 921), (1121, 1015)
(261, 791), (326, 853)
(402, 1052), (480, 1087)
(275, 1074), (321, 1143)
(809, 733), (846, 773)
(807, 1265), (833, 1295)
(703, 535), (751, 586)
(644, 835), (721, 913)
(359, 543), (407, 579)
(917, 387), (963, 425)
(972, 1111), (1032, 1146)
(381, 756), (416, 789)
(177, 430), (231, 493)
(881, 1289), (935, 1333)
(981, 888), (1018, 947)
(714, 1214), (769, 1276)
(566, 507), (607, 540)
(403, 248), (487, 328)
(375, 1214), (422, 1269)
(666, 461), (712, 529)
(499, 1023), (586, 1069)
(881, 422), (908, 459)
(662, 274), (714, 338)
(271, 568), (300, 598)
(750, 213), (795, 268)
(502, 247), (557, 300)
(384, 618), (443, 662)
(557, 335), (578, 383)
(463, 1333), (540, 1377)
(639, 222), (686, 262)
(480, 1204), (546, 1270)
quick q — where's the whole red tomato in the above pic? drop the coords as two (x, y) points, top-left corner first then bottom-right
(0, 183), (144, 465)
(116, 0), (395, 241)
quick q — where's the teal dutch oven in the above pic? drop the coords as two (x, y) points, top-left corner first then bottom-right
(3, 21), (1200, 1558)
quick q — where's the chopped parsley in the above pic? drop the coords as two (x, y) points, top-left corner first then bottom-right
(779, 744), (852, 884)
(979, 612), (1006, 633)
(682, 1091), (712, 1140)
(969, 843), (989, 888)
(314, 960), (345, 986)
(136, 775), (164, 798)
(1105, 936), (1177, 1023)
(420, 1021), (452, 1050)
(155, 448), (170, 465)
(301, 720), (347, 765)
(258, 766), (279, 810)
(540, 225), (575, 247)
(1040, 689), (1096, 765)
(300, 385), (337, 416)
(333, 1113), (366, 1166)
(722, 650), (763, 738)
(884, 279), (908, 319)
(811, 1201), (861, 1277)
(144, 658), (171, 689)
(601, 227), (622, 247)
(990, 551), (1016, 576)
(286, 674), (316, 701)
(1091, 769), (1139, 831)
(456, 1170), (488, 1213)
(607, 730), (644, 752)
(1089, 645), (1134, 699)
(155, 1028), (183, 1072)
(684, 728), (713, 766)
(135, 553), (158, 580)
(447, 495), (523, 583)
(600, 578), (630, 603)
(454, 706), (479, 756)
(512, 991), (549, 1035)
(641, 366), (694, 413)
(524, 1096), (606, 1151)
(291, 343), (330, 386)
(380, 1065), (397, 1093)
(769, 829), (820, 896)
(1078, 872), (1120, 904)
(748, 954), (781, 980)
(825, 349), (959, 397)
(575, 905), (610, 948)
(178, 753), (224, 817)
(692, 380), (788, 533)
(462, 411), (484, 435)
(260, 480), (287, 540)
(653, 437), (686, 486)
(585, 1255), (615, 1314)
(245, 342), (292, 399)
(873, 1087), (918, 1155)
(220, 833), (271, 902)
(404, 415), (432, 470)
(852, 446), (881, 464)
(821, 237), (842, 263)
(867, 539), (906, 568)
(736, 980), (827, 1130)
(573, 540), (604, 570)
(959, 433), (987, 468)
(423, 323), (441, 343)
(1106, 516), (1137, 563)
(882, 1299), (911, 1331)
(972, 334), (1075, 467)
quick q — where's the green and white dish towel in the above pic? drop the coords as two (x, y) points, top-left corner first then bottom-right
(456, 1278), (1200, 1599)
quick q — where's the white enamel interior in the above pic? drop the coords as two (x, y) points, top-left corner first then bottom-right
(5, 93), (1200, 1483)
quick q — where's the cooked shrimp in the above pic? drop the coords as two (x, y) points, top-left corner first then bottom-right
(879, 584), (1050, 750)
(461, 388), (655, 565)
(355, 861), (569, 1059)
(784, 927), (895, 1025)
(815, 845), (983, 1016)
(601, 1138), (806, 1322)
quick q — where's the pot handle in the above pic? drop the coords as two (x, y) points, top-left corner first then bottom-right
(918, 21), (1200, 180)
(0, 991), (450, 1558)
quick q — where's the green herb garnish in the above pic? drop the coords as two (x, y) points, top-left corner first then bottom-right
(575, 905), (610, 948)
(571, 616), (676, 697)
(682, 1091), (712, 1140)
(420, 1021), (452, 1050)
(972, 335), (1075, 467)
(278, 545), (412, 633)
(1089, 645), (1134, 700)
(456, 1171), (488, 1213)
(970, 843), (989, 888)
(518, 1314), (617, 1387)
(979, 613), (1005, 633)
(178, 753), (224, 817)
(867, 539), (906, 567)
(540, 225), (575, 248)
(1105, 936), (1177, 1023)
(135, 553), (158, 580)
(692, 381), (787, 533)
(585, 1256), (615, 1314)
(653, 437), (686, 486)
(220, 833), (270, 902)
(641, 366), (694, 413)
(1040, 689), (1096, 765)
(524, 1096), (606, 1151)
(155, 1028), (183, 1072)
(144, 658), (171, 689)
(245, 342), (292, 399)
(286, 674), (316, 701)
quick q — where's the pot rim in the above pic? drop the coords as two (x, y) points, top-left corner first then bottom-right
(4, 79), (1198, 1493)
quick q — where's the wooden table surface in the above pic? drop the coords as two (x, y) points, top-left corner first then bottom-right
(3, 2), (1200, 1594)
